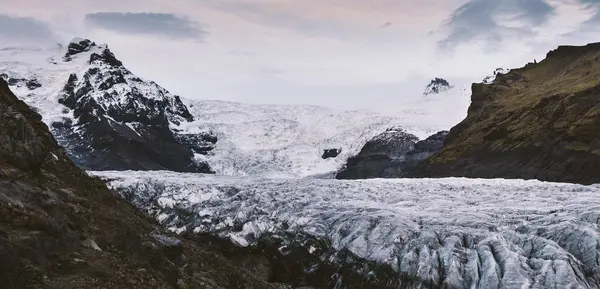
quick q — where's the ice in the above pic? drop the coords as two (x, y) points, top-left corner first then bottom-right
(0, 40), (472, 179)
(92, 170), (600, 288)
(177, 94), (470, 177)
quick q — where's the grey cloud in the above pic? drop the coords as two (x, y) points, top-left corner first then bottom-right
(438, 0), (554, 48)
(85, 12), (207, 40)
(206, 2), (368, 40)
(0, 14), (56, 42)
(380, 22), (393, 28)
(579, 0), (600, 26)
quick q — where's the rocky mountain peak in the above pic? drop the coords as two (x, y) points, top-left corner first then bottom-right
(423, 77), (452, 95)
(65, 38), (97, 59)
(1, 37), (216, 173)
(481, 68), (508, 84)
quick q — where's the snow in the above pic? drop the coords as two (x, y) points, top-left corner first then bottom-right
(177, 88), (470, 177)
(0, 41), (190, 129)
(93, 170), (600, 288)
(1, 40), (471, 178)
(3, 38), (599, 288)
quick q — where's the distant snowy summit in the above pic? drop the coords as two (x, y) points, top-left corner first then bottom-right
(481, 68), (508, 84)
(423, 77), (453, 95)
(0, 37), (216, 173)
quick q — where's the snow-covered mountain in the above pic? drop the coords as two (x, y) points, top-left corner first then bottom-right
(94, 170), (600, 289)
(0, 38), (216, 172)
(423, 77), (453, 95)
(7, 37), (596, 289)
(175, 98), (467, 177)
(0, 38), (472, 178)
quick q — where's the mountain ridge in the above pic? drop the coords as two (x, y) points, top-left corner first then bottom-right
(0, 78), (279, 289)
(0, 38), (216, 173)
(414, 41), (600, 184)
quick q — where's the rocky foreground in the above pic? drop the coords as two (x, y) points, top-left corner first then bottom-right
(0, 78), (282, 288)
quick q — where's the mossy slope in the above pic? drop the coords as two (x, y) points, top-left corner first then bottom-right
(415, 42), (600, 184)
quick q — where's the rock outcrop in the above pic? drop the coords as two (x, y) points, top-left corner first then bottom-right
(322, 148), (341, 159)
(0, 78), (277, 288)
(481, 68), (508, 84)
(336, 128), (447, 179)
(414, 42), (600, 184)
(423, 77), (453, 95)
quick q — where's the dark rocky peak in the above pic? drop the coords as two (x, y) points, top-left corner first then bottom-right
(64, 38), (97, 59)
(423, 77), (453, 95)
(51, 40), (215, 173)
(322, 148), (342, 159)
(89, 47), (123, 67)
(482, 68), (508, 84)
(64, 37), (123, 67)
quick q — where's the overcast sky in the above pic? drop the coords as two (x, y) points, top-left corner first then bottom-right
(1, 0), (600, 111)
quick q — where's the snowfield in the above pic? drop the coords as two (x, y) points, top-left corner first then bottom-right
(177, 90), (470, 177)
(93, 170), (600, 289)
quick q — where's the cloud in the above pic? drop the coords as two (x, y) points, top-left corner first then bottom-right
(84, 12), (207, 40)
(380, 22), (393, 28)
(210, 2), (347, 37)
(0, 14), (57, 42)
(438, 0), (554, 48)
(579, 0), (600, 27)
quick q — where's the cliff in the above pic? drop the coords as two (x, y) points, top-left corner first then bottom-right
(414, 42), (600, 184)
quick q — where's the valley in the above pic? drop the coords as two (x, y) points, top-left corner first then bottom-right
(3, 38), (600, 288)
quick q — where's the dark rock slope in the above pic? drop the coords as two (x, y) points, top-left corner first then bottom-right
(0, 78), (276, 289)
(414, 42), (600, 184)
(336, 128), (447, 179)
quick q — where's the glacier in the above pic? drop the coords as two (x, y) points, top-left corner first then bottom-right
(6, 39), (593, 288)
(176, 91), (471, 177)
(0, 40), (472, 177)
(93, 170), (600, 288)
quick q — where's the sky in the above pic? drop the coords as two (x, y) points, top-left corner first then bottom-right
(1, 0), (600, 112)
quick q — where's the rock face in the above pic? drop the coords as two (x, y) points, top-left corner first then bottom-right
(0, 78), (277, 289)
(415, 42), (600, 184)
(336, 128), (447, 179)
(321, 148), (341, 159)
(481, 68), (508, 84)
(423, 77), (453, 95)
(1, 38), (216, 173)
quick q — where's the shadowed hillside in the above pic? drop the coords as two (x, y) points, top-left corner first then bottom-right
(0, 78), (277, 289)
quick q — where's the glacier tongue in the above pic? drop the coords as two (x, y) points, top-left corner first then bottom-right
(93, 170), (600, 288)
